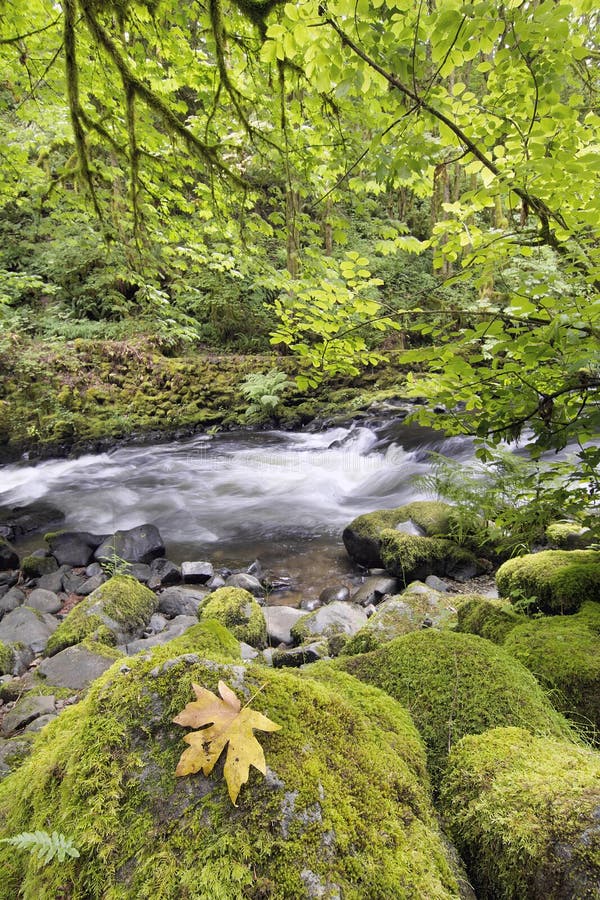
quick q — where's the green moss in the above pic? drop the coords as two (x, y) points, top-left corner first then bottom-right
(198, 587), (267, 649)
(335, 630), (575, 785)
(545, 521), (595, 549)
(343, 500), (455, 565)
(456, 596), (525, 644)
(441, 727), (600, 899)
(20, 555), (58, 579)
(46, 575), (157, 656)
(0, 641), (14, 676)
(496, 550), (600, 614)
(380, 530), (480, 586)
(0, 643), (465, 898)
(503, 605), (600, 737)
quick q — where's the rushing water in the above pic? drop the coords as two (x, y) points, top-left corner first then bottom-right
(0, 423), (474, 602)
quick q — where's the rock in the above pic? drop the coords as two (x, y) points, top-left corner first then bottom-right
(147, 613), (168, 634)
(0, 588), (24, 618)
(496, 549), (600, 614)
(85, 562), (104, 577)
(207, 574), (226, 590)
(124, 563), (152, 583)
(79, 573), (107, 595)
(24, 714), (58, 733)
(0, 606), (58, 655)
(158, 586), (208, 618)
(247, 559), (262, 577)
(441, 727), (600, 899)
(2, 694), (56, 736)
(239, 641), (259, 660)
(0, 644), (469, 897)
(45, 575), (158, 656)
(61, 571), (88, 595)
(45, 531), (106, 567)
(350, 575), (398, 607)
(0, 501), (64, 539)
(38, 643), (122, 691)
(0, 737), (33, 780)
(425, 575), (450, 592)
(181, 560), (214, 584)
(225, 573), (264, 596)
(394, 520), (425, 537)
(0, 538), (18, 572)
(26, 588), (62, 615)
(263, 606), (306, 645)
(149, 558), (182, 587)
(272, 642), (326, 667)
(0, 572), (17, 589)
(0, 641), (13, 675)
(198, 587), (267, 648)
(545, 521), (596, 550)
(318, 585), (350, 604)
(37, 567), (68, 593)
(334, 629), (575, 785)
(95, 524), (165, 566)
(291, 601), (367, 644)
(380, 532), (483, 587)
(125, 616), (199, 654)
(343, 501), (455, 567)
(299, 597), (321, 612)
(21, 555), (59, 579)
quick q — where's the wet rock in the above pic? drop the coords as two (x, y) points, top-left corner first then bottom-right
(0, 501), (64, 539)
(46, 531), (106, 567)
(158, 586), (208, 618)
(180, 560), (214, 585)
(319, 585), (350, 604)
(38, 643), (121, 691)
(0, 538), (18, 572)
(263, 606), (306, 645)
(291, 601), (367, 644)
(95, 524), (165, 566)
(0, 606), (58, 654)
(351, 576), (398, 607)
(26, 589), (62, 615)
(149, 558), (182, 588)
(225, 573), (264, 596)
(2, 694), (56, 736)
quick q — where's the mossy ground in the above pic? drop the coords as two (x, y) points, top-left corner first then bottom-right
(45, 575), (157, 655)
(198, 588), (267, 649)
(496, 549), (600, 614)
(0, 623), (464, 899)
(441, 726), (600, 899)
(333, 630), (576, 785)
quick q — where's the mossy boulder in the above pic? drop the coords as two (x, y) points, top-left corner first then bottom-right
(0, 634), (468, 898)
(441, 726), (600, 899)
(456, 596), (525, 644)
(0, 640), (14, 676)
(333, 630), (575, 784)
(290, 601), (367, 645)
(198, 587), (267, 649)
(342, 501), (454, 567)
(496, 549), (600, 614)
(380, 531), (482, 586)
(20, 554), (58, 579)
(45, 575), (157, 656)
(545, 521), (596, 550)
(503, 603), (600, 735)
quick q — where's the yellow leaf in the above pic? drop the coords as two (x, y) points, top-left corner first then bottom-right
(173, 681), (281, 805)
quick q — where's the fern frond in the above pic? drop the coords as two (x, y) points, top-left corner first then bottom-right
(0, 830), (80, 865)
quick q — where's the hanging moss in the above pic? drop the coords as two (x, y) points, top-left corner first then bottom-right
(440, 726), (600, 899)
(496, 549), (600, 614)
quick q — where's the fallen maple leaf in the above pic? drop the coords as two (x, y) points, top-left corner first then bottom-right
(173, 680), (281, 805)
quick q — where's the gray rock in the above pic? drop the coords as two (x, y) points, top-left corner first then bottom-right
(425, 575), (450, 592)
(272, 642), (326, 668)
(24, 713), (58, 733)
(38, 644), (119, 691)
(207, 574), (226, 590)
(0, 538), (19, 571)
(158, 587), (208, 618)
(0, 606), (58, 654)
(37, 567), (68, 593)
(2, 694), (56, 736)
(291, 601), (368, 643)
(0, 736), (33, 779)
(11, 646), (35, 676)
(181, 561), (214, 584)
(79, 573), (107, 595)
(95, 524), (165, 565)
(263, 606), (306, 645)
(395, 520), (425, 536)
(351, 576), (398, 607)
(21, 555), (58, 579)
(240, 641), (259, 660)
(47, 531), (106, 567)
(224, 573), (264, 595)
(124, 615), (198, 655)
(300, 597), (321, 612)
(0, 572), (17, 589)
(149, 558), (182, 587)
(0, 588), (25, 618)
(85, 562), (104, 577)
(125, 563), (152, 583)
(319, 585), (350, 604)
(146, 613), (168, 635)
(261, 648), (275, 666)
(61, 571), (88, 595)
(27, 588), (62, 614)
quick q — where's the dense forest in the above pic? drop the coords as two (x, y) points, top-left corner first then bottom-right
(0, 2), (600, 897)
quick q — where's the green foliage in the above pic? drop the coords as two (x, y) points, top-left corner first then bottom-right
(0, 830), (80, 866)
(239, 368), (290, 422)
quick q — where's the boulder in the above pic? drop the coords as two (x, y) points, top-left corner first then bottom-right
(157, 586), (208, 619)
(181, 560), (214, 585)
(545, 521), (596, 550)
(333, 630), (574, 784)
(291, 601), (367, 644)
(1, 694), (56, 737)
(343, 501), (454, 567)
(45, 575), (157, 656)
(224, 573), (263, 596)
(149, 558), (182, 588)
(263, 606), (306, 645)
(26, 588), (62, 615)
(198, 587), (267, 648)
(37, 567), (68, 593)
(351, 575), (399, 607)
(95, 525), (165, 566)
(441, 727), (600, 899)
(37, 641), (123, 691)
(380, 531), (483, 587)
(272, 642), (327, 668)
(496, 549), (600, 614)
(0, 588), (24, 619)
(0, 606), (58, 655)
(456, 596), (525, 644)
(20, 555), (58, 580)
(0, 538), (18, 572)
(0, 638), (471, 898)
(45, 531), (106, 567)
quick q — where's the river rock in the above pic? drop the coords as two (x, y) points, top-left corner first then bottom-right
(149, 558), (182, 588)
(79, 573), (107, 595)
(125, 615), (200, 654)
(38, 643), (121, 691)
(37, 566), (69, 593)
(26, 588), (62, 615)
(351, 575), (398, 607)
(158, 586), (208, 618)
(1, 694), (56, 737)
(181, 560), (213, 584)
(272, 642), (327, 668)
(425, 575), (450, 592)
(0, 539), (18, 572)
(318, 585), (350, 604)
(0, 606), (58, 654)
(21, 554), (59, 580)
(380, 532), (484, 587)
(124, 563), (152, 583)
(225, 573), (264, 596)
(24, 714), (58, 733)
(0, 501), (65, 540)
(95, 524), (165, 566)
(343, 501), (454, 567)
(61, 571), (88, 595)
(263, 606), (306, 645)
(291, 601), (368, 644)
(0, 588), (24, 618)
(46, 531), (106, 567)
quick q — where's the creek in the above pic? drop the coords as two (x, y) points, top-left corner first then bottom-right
(0, 421), (475, 603)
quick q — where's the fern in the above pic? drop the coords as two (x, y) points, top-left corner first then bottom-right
(0, 830), (80, 865)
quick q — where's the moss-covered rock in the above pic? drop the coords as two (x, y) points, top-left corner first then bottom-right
(290, 601), (367, 645)
(456, 596), (525, 644)
(545, 521), (596, 550)
(45, 575), (157, 656)
(496, 549), (600, 614)
(0, 635), (468, 898)
(441, 726), (600, 899)
(503, 603), (600, 736)
(198, 587), (267, 649)
(380, 531), (482, 587)
(0, 640), (14, 676)
(20, 554), (58, 579)
(333, 630), (575, 784)
(342, 501), (455, 567)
